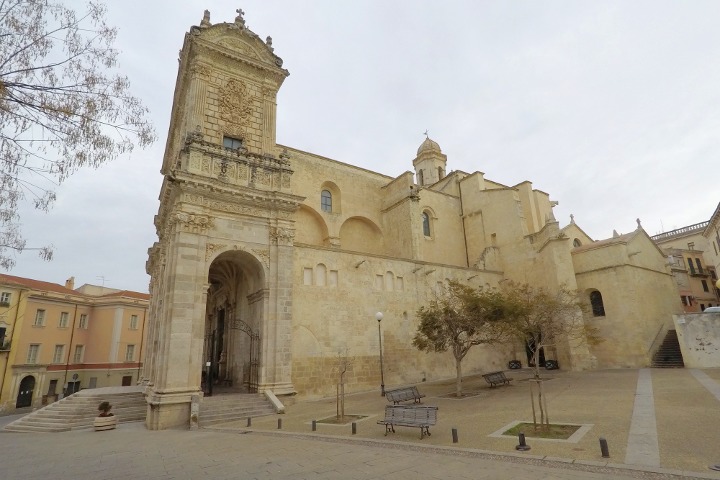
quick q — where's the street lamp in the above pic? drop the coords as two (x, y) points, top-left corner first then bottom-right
(375, 311), (385, 396)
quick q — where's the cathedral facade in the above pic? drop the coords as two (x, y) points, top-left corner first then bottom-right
(144, 11), (681, 429)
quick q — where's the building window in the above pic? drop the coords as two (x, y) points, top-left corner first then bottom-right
(702, 280), (709, 292)
(696, 258), (703, 273)
(438, 167), (444, 179)
(59, 312), (69, 328)
(34, 309), (46, 326)
(78, 314), (88, 329)
(422, 212), (431, 237)
(321, 190), (332, 212)
(0, 292), (10, 306)
(125, 344), (136, 362)
(589, 291), (605, 317)
(418, 170), (424, 186)
(681, 296), (688, 306)
(73, 345), (84, 363)
(27, 344), (40, 364)
(222, 136), (243, 150)
(687, 258), (696, 274)
(130, 315), (138, 330)
(573, 238), (582, 247)
(52, 345), (65, 364)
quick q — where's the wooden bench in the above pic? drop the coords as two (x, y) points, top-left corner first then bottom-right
(377, 405), (438, 439)
(482, 371), (513, 387)
(385, 386), (425, 405)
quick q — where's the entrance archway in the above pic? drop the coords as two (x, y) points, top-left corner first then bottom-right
(16, 375), (35, 408)
(205, 250), (265, 393)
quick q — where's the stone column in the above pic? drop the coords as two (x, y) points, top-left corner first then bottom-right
(145, 214), (212, 430)
(259, 224), (295, 395)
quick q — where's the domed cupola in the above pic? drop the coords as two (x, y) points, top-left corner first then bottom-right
(413, 134), (447, 187)
(417, 136), (441, 155)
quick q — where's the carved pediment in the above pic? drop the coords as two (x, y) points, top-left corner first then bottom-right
(195, 23), (285, 72)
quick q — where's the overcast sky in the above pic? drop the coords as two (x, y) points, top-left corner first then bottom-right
(10, 0), (720, 292)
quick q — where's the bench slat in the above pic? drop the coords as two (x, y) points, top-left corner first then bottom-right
(377, 405), (437, 439)
(482, 371), (513, 387)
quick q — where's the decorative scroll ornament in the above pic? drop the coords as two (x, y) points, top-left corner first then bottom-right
(251, 248), (270, 268)
(220, 79), (253, 134)
(206, 243), (228, 261)
(270, 226), (294, 245)
(173, 212), (213, 233)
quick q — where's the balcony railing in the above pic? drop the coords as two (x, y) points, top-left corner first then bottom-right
(652, 221), (709, 241)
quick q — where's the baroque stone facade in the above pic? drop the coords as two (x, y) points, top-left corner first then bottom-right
(144, 10), (684, 429)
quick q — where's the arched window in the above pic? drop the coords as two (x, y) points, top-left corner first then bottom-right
(590, 290), (605, 317)
(321, 190), (332, 212)
(438, 167), (444, 179)
(422, 212), (431, 237)
(573, 238), (582, 247)
(418, 170), (424, 186)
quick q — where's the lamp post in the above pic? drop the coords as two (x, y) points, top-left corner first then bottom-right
(375, 312), (385, 396)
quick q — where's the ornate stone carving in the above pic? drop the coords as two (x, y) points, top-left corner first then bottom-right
(190, 63), (212, 79)
(238, 164), (248, 180)
(254, 168), (271, 186)
(251, 248), (270, 268)
(220, 79), (254, 135)
(173, 212), (213, 233)
(206, 243), (227, 261)
(281, 173), (291, 188)
(270, 226), (294, 245)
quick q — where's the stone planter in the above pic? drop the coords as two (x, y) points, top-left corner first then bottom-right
(93, 415), (118, 431)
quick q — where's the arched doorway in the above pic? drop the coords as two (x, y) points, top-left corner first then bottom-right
(16, 375), (35, 408)
(205, 250), (265, 394)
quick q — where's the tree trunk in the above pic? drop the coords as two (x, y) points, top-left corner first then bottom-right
(455, 357), (463, 397)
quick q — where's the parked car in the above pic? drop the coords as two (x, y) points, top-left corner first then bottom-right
(703, 306), (720, 313)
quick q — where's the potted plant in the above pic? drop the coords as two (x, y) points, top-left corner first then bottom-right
(93, 401), (118, 431)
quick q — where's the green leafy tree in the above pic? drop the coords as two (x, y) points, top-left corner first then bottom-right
(413, 280), (511, 397)
(0, 0), (156, 269)
(501, 281), (602, 429)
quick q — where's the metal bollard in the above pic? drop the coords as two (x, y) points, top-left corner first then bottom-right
(246, 417), (251, 427)
(352, 422), (357, 435)
(277, 418), (282, 429)
(312, 420), (316, 431)
(516, 432), (531, 451)
(452, 428), (458, 443)
(599, 437), (610, 458)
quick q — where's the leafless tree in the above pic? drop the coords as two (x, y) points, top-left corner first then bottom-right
(0, 0), (156, 269)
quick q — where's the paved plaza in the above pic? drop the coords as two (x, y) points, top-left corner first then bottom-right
(3, 368), (720, 479)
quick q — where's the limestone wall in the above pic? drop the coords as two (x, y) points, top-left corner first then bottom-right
(291, 245), (508, 398)
(674, 313), (720, 368)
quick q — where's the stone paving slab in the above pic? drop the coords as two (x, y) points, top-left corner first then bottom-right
(3, 368), (720, 479)
(221, 368), (720, 476)
(0, 424), (712, 480)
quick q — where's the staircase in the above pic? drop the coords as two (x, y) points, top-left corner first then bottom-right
(3, 386), (146, 433)
(199, 394), (277, 427)
(651, 330), (685, 368)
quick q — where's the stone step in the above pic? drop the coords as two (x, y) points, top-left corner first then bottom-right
(3, 387), (147, 433)
(200, 407), (275, 420)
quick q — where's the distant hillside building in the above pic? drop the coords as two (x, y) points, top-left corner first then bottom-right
(0, 274), (149, 413)
(144, 10), (683, 429)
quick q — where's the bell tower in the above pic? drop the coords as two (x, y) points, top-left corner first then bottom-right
(145, 9), (303, 430)
(413, 135), (448, 187)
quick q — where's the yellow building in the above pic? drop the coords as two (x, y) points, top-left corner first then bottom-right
(652, 211), (720, 312)
(0, 274), (149, 413)
(142, 10), (685, 430)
